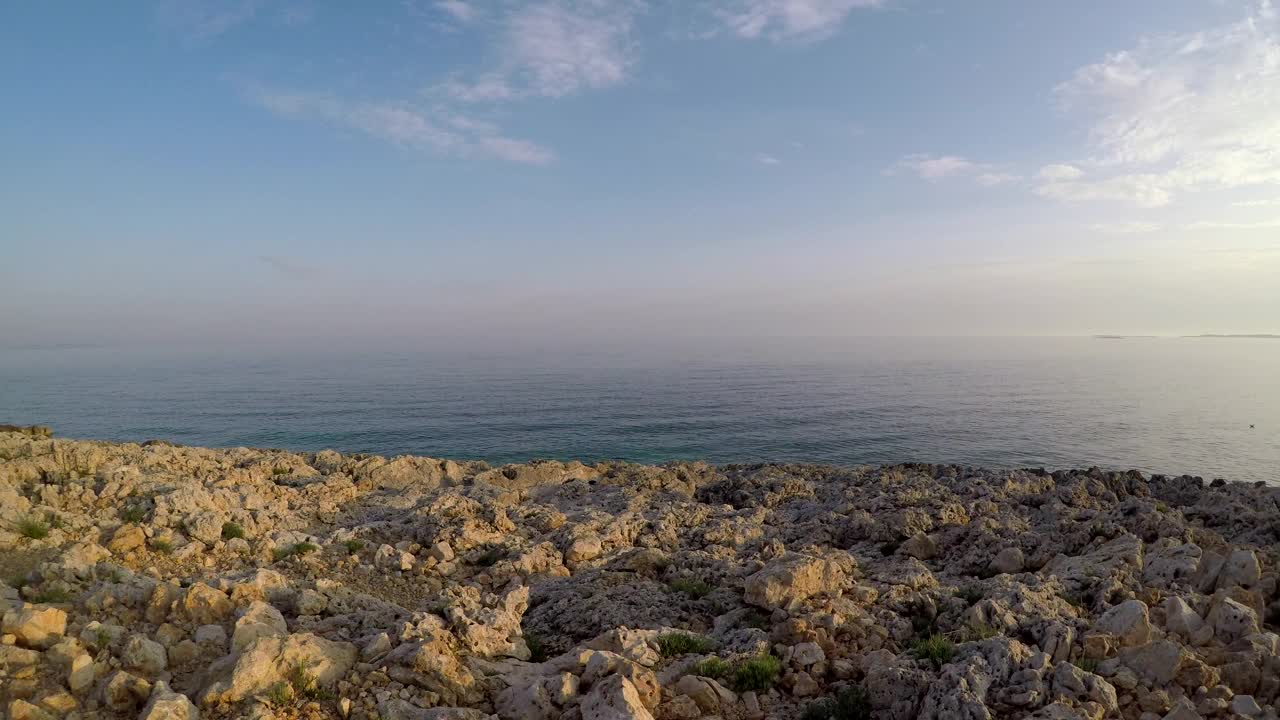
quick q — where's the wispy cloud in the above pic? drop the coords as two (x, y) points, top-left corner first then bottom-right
(442, 0), (640, 102)
(1233, 198), (1280, 207)
(435, 0), (477, 23)
(976, 172), (1022, 187)
(719, 0), (885, 42)
(1088, 222), (1162, 234)
(756, 153), (781, 165)
(247, 87), (554, 164)
(1186, 218), (1280, 230)
(889, 154), (976, 181)
(1038, 1), (1280, 207)
(156, 0), (263, 40)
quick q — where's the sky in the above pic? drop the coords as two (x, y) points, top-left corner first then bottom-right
(2, 0), (1279, 346)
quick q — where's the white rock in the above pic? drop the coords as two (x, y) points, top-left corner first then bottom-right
(231, 601), (288, 654)
(1095, 600), (1153, 647)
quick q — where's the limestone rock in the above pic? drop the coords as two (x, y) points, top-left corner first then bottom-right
(580, 674), (655, 720)
(1, 606), (67, 649)
(744, 553), (851, 609)
(139, 682), (199, 720)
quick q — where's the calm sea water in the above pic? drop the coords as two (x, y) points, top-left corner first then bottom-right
(1, 338), (1277, 484)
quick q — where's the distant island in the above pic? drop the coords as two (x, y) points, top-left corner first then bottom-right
(1189, 334), (1280, 339)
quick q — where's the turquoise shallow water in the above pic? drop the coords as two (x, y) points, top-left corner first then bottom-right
(1, 337), (1278, 484)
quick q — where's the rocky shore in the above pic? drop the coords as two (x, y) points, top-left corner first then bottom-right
(1, 427), (1277, 720)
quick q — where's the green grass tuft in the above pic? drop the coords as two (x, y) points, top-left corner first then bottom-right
(33, 587), (72, 604)
(150, 539), (173, 554)
(1073, 657), (1099, 674)
(120, 506), (147, 523)
(657, 633), (713, 657)
(956, 623), (1000, 642)
(266, 681), (293, 706)
(689, 657), (732, 679)
(221, 522), (245, 540)
(801, 686), (873, 720)
(343, 539), (364, 554)
(45, 512), (65, 530)
(669, 578), (713, 599)
(273, 542), (319, 562)
(911, 634), (955, 668)
(17, 516), (50, 539)
(271, 466), (291, 476)
(954, 585), (984, 606)
(731, 654), (782, 691)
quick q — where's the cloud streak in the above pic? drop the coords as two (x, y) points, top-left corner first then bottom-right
(248, 88), (554, 164)
(719, 0), (884, 42)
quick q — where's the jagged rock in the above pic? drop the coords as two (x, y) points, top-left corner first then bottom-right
(1162, 597), (1204, 640)
(6, 699), (54, 720)
(744, 552), (851, 609)
(1119, 640), (1185, 685)
(900, 532), (938, 560)
(123, 634), (168, 677)
(580, 674), (655, 720)
(1206, 596), (1259, 642)
(231, 601), (288, 653)
(376, 544), (416, 571)
(1, 605), (67, 649)
(183, 583), (233, 625)
(990, 546), (1024, 575)
(205, 633), (357, 703)
(139, 681), (199, 720)
(108, 524), (147, 554)
(1095, 599), (1153, 647)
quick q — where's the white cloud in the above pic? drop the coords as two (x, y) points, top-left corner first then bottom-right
(1037, 164), (1085, 182)
(1233, 198), (1280, 207)
(444, 0), (639, 102)
(1187, 218), (1280, 230)
(1088, 222), (1162, 234)
(976, 172), (1022, 187)
(249, 88), (554, 165)
(1041, 3), (1280, 207)
(756, 153), (781, 165)
(891, 154), (976, 181)
(720, 0), (884, 42)
(436, 0), (476, 23)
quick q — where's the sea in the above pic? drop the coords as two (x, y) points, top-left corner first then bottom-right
(2, 337), (1277, 484)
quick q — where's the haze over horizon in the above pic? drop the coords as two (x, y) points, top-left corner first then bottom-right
(4, 0), (1280, 346)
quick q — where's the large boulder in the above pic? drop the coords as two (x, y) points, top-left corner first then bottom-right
(139, 682), (199, 720)
(744, 552), (852, 609)
(2, 606), (67, 649)
(579, 674), (655, 720)
(204, 633), (357, 703)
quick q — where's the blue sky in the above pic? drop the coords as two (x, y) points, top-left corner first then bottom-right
(3, 0), (1279, 345)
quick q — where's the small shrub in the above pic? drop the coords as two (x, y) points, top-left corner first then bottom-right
(954, 585), (984, 606)
(1073, 657), (1099, 674)
(6, 575), (26, 590)
(287, 660), (334, 701)
(273, 542), (319, 562)
(121, 506), (147, 523)
(801, 686), (873, 720)
(221, 522), (245, 540)
(474, 546), (504, 567)
(33, 587), (72, 604)
(657, 633), (713, 657)
(271, 466), (291, 476)
(266, 681), (293, 706)
(732, 655), (782, 692)
(956, 623), (1000, 642)
(669, 578), (713, 599)
(343, 539), (364, 554)
(45, 512), (65, 530)
(150, 539), (173, 554)
(689, 657), (732, 679)
(93, 628), (113, 650)
(17, 517), (49, 539)
(911, 634), (955, 668)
